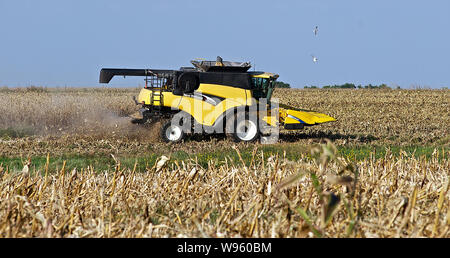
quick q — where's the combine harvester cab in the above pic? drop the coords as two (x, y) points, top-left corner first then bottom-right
(99, 57), (335, 143)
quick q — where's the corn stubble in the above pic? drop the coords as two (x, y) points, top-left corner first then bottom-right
(0, 143), (448, 238)
(274, 88), (449, 145)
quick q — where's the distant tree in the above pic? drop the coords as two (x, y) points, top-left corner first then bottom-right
(341, 83), (356, 88)
(322, 83), (355, 89)
(274, 81), (291, 88)
(362, 83), (391, 89)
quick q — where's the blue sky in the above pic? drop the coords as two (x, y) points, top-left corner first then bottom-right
(0, 0), (449, 88)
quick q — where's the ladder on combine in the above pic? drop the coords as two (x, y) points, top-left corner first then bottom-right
(150, 90), (163, 107)
(144, 72), (165, 109)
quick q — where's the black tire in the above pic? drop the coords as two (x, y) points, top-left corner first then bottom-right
(160, 120), (185, 143)
(226, 111), (260, 142)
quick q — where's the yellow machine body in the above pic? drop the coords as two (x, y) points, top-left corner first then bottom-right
(137, 73), (335, 129)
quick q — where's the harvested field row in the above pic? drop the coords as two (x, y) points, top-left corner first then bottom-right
(1, 88), (448, 146)
(0, 143), (448, 237)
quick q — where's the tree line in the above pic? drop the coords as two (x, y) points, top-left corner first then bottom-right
(274, 81), (397, 89)
(304, 83), (394, 89)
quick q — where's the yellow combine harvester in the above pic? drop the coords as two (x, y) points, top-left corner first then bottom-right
(99, 57), (335, 143)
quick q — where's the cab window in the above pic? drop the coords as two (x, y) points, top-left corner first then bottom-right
(251, 77), (273, 99)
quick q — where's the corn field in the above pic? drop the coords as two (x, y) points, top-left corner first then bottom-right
(0, 144), (448, 238)
(0, 87), (448, 238)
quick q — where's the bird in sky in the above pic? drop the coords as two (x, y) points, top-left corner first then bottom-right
(312, 55), (318, 63)
(313, 26), (318, 36)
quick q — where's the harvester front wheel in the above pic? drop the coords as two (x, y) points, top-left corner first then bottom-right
(161, 120), (185, 143)
(227, 111), (260, 142)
